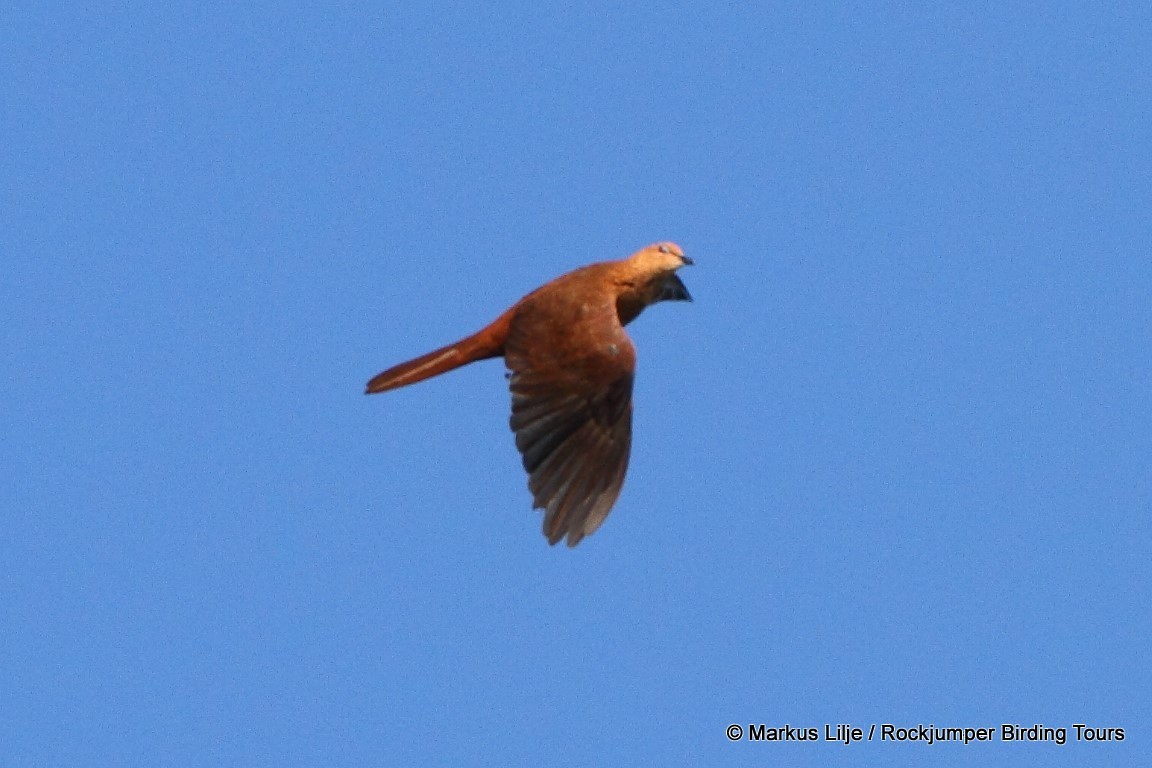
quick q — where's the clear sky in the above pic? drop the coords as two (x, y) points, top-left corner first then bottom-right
(3, 2), (1149, 766)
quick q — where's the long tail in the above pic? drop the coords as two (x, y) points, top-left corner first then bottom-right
(365, 311), (512, 394)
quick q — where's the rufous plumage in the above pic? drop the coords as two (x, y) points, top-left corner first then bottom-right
(366, 242), (693, 546)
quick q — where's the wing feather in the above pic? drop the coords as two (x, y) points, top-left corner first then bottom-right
(504, 294), (636, 546)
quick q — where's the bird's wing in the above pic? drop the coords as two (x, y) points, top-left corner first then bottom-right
(504, 297), (636, 547)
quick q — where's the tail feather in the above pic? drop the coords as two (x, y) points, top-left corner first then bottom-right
(365, 314), (511, 394)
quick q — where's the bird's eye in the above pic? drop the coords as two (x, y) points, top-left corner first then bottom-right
(658, 245), (670, 254)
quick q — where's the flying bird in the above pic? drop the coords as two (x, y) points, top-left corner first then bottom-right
(366, 242), (694, 546)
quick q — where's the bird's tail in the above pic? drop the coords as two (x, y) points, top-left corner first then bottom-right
(365, 313), (511, 394)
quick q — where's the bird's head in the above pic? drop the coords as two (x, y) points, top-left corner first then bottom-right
(627, 241), (693, 303)
(614, 242), (694, 324)
(630, 241), (694, 274)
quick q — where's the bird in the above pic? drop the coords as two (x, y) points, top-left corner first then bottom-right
(365, 242), (694, 546)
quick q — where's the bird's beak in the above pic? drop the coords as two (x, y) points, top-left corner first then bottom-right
(658, 273), (693, 303)
(680, 255), (694, 266)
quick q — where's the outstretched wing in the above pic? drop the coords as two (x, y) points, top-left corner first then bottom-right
(504, 296), (636, 547)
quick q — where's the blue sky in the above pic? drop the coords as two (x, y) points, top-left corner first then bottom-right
(3, 2), (1149, 765)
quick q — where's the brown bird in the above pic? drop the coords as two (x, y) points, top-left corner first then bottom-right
(366, 242), (693, 546)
